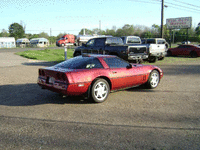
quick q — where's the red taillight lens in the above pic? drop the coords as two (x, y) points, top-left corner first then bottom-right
(62, 73), (66, 81)
(39, 70), (45, 76)
(56, 73), (61, 80)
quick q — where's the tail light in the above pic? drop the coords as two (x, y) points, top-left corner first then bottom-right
(56, 72), (68, 82)
(39, 69), (45, 76)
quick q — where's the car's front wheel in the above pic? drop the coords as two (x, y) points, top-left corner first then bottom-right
(91, 79), (110, 103)
(190, 51), (198, 58)
(145, 70), (160, 89)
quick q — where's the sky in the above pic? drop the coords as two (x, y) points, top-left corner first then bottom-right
(1, 0), (200, 36)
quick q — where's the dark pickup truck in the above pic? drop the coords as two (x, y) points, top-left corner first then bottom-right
(73, 37), (148, 62)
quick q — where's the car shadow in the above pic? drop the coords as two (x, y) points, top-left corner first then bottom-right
(0, 83), (92, 106)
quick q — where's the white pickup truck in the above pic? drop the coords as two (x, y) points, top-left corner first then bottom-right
(121, 36), (167, 63)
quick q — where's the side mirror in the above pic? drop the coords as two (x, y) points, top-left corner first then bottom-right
(126, 64), (132, 69)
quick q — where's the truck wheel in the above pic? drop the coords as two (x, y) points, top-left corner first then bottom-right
(74, 52), (81, 57)
(158, 57), (164, 60)
(61, 43), (65, 47)
(148, 56), (157, 63)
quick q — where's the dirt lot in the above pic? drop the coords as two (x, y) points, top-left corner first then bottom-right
(0, 52), (199, 149)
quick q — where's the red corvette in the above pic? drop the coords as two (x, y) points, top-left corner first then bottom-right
(38, 54), (163, 103)
(167, 44), (200, 57)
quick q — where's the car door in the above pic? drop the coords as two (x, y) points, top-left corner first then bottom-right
(83, 39), (95, 54)
(103, 57), (144, 90)
(183, 45), (193, 55)
(93, 38), (106, 54)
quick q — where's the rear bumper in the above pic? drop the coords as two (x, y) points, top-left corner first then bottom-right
(128, 54), (148, 60)
(149, 52), (167, 57)
(38, 77), (68, 94)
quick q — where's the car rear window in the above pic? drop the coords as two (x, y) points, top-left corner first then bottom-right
(54, 56), (103, 69)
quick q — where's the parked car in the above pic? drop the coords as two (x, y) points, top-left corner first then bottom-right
(38, 54), (163, 103)
(167, 44), (200, 58)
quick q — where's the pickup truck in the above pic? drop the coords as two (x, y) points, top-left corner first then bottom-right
(73, 37), (148, 62)
(141, 38), (168, 61)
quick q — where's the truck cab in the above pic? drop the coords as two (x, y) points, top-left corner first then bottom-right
(121, 36), (142, 45)
(56, 34), (75, 47)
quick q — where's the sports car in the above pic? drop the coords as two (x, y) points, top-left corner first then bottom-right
(38, 54), (163, 103)
(167, 44), (200, 57)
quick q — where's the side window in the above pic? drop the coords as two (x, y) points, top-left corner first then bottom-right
(157, 40), (164, 44)
(85, 58), (103, 69)
(95, 38), (105, 46)
(86, 39), (95, 47)
(103, 57), (129, 68)
(147, 39), (156, 44)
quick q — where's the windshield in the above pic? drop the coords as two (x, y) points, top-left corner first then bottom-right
(127, 37), (141, 44)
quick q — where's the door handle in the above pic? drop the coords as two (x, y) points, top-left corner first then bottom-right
(112, 71), (117, 74)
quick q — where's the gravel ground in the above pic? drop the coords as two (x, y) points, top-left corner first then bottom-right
(0, 52), (199, 150)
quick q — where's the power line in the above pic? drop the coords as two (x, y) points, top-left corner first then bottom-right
(172, 0), (200, 8)
(129, 0), (200, 14)
(165, 1), (200, 12)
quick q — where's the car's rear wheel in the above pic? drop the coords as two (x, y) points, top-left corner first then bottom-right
(91, 79), (110, 103)
(145, 70), (160, 89)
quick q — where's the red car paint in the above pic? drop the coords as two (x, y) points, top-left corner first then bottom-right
(38, 55), (163, 101)
(168, 44), (200, 57)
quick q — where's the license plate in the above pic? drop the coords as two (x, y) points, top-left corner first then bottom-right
(49, 77), (55, 84)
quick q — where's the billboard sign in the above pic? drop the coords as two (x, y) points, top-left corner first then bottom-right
(166, 17), (192, 29)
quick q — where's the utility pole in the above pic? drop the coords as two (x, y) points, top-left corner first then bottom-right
(99, 20), (101, 34)
(50, 28), (52, 37)
(161, 0), (164, 38)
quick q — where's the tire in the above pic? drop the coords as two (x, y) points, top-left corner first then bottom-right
(91, 79), (110, 103)
(190, 51), (197, 58)
(148, 56), (157, 63)
(74, 52), (81, 57)
(158, 57), (164, 60)
(145, 70), (160, 89)
(167, 51), (172, 56)
(61, 43), (65, 47)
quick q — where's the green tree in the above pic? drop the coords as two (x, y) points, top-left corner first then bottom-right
(79, 28), (94, 35)
(121, 24), (134, 35)
(48, 36), (57, 44)
(104, 29), (116, 36)
(8, 23), (25, 40)
(38, 32), (49, 38)
(0, 29), (10, 37)
(56, 33), (68, 39)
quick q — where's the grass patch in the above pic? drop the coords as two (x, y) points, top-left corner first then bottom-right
(15, 48), (74, 62)
(16, 48), (200, 65)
